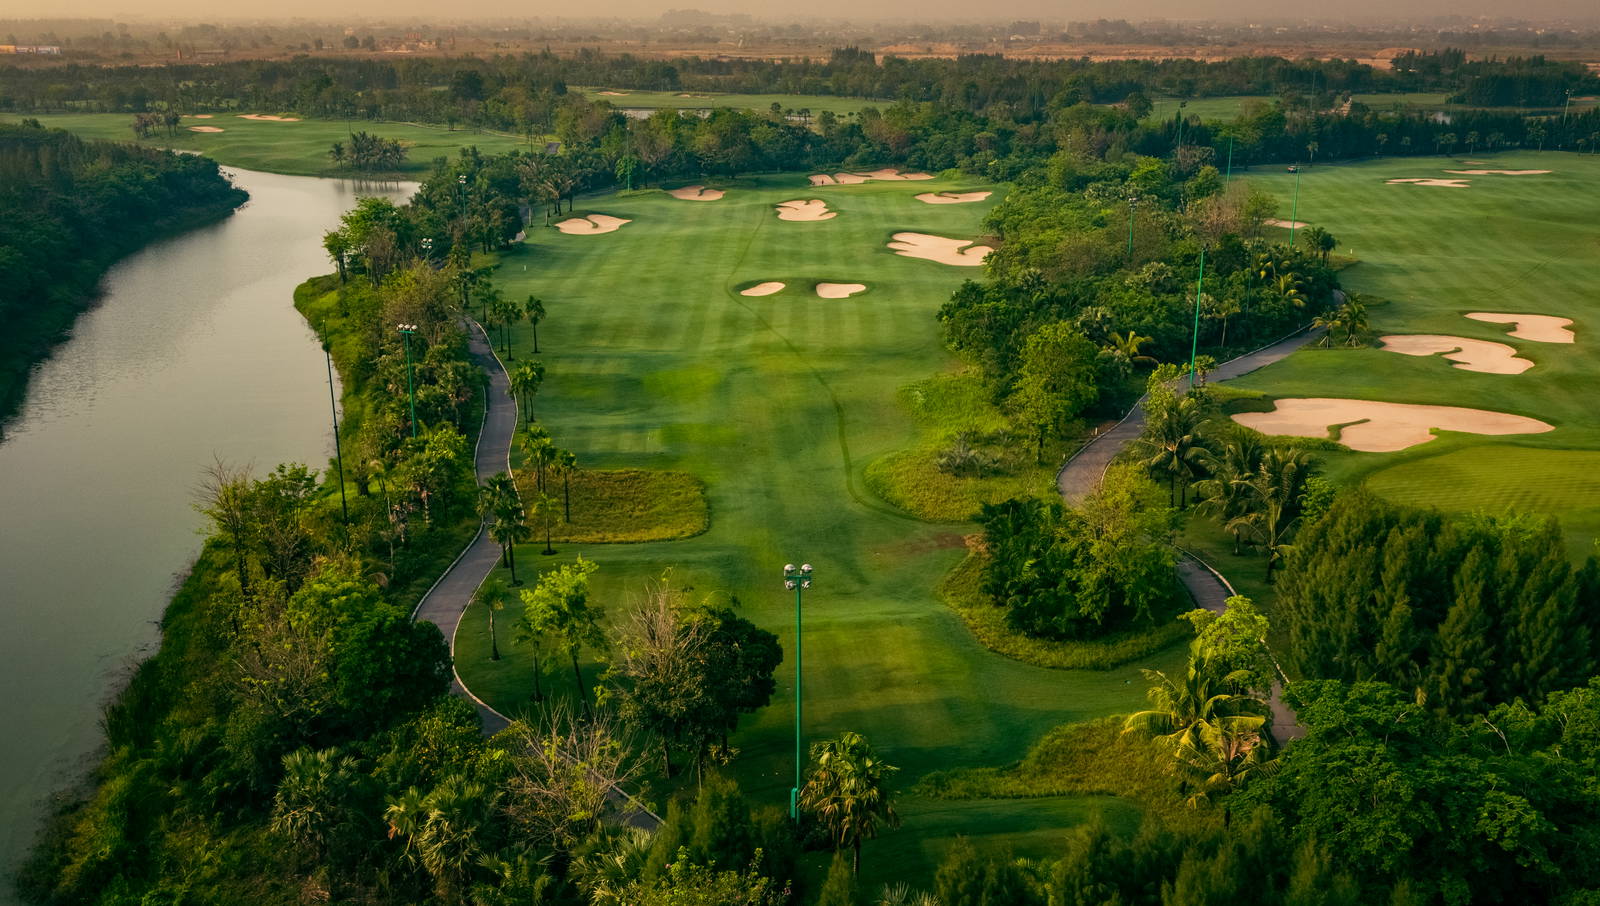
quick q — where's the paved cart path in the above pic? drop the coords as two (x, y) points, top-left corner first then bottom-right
(411, 319), (661, 829)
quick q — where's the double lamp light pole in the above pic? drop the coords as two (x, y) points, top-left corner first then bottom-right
(782, 562), (814, 821)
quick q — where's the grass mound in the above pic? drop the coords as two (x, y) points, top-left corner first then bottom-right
(516, 468), (708, 543)
(939, 549), (1191, 671)
(865, 371), (1058, 522)
(915, 715), (1208, 830)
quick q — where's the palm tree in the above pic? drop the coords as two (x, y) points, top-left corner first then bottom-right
(492, 295), (521, 359)
(525, 295), (546, 353)
(271, 747), (364, 867)
(1211, 295), (1241, 348)
(800, 731), (901, 875)
(1310, 311), (1340, 348)
(385, 778), (498, 905)
(480, 472), (527, 585)
(1106, 330), (1158, 370)
(1123, 654), (1272, 805)
(1192, 432), (1264, 554)
(473, 577), (510, 660)
(533, 491), (560, 556)
(509, 361), (545, 424)
(557, 449), (577, 522)
(1244, 447), (1317, 579)
(1140, 393), (1209, 507)
(1338, 296), (1369, 347)
(518, 424), (554, 492)
(1271, 273), (1307, 310)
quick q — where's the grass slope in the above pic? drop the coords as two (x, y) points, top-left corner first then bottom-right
(0, 113), (532, 177)
(453, 172), (1187, 880)
(1225, 152), (1600, 552)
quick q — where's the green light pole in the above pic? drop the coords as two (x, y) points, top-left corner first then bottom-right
(1224, 135), (1234, 182)
(1288, 166), (1303, 248)
(1174, 100), (1188, 153)
(398, 323), (418, 438)
(323, 342), (349, 527)
(1126, 196), (1138, 263)
(783, 561), (814, 821)
(1189, 248), (1206, 389)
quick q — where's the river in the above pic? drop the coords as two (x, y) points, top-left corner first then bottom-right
(0, 168), (414, 896)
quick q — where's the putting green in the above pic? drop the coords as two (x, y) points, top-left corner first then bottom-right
(1226, 152), (1600, 548)
(1, 112), (534, 176)
(454, 173), (1184, 878)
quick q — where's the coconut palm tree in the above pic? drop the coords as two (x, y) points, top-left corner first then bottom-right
(1140, 393), (1210, 507)
(1106, 330), (1158, 370)
(1192, 432), (1264, 554)
(480, 472), (527, 584)
(509, 361), (545, 424)
(557, 449), (578, 522)
(1124, 653), (1272, 805)
(800, 731), (901, 875)
(1245, 447), (1317, 579)
(473, 576), (510, 660)
(525, 295), (546, 353)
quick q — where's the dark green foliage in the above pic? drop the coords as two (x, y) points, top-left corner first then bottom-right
(0, 120), (245, 424)
(641, 774), (796, 892)
(1277, 492), (1600, 713)
(976, 470), (1179, 640)
(817, 853), (862, 906)
(933, 838), (1042, 906)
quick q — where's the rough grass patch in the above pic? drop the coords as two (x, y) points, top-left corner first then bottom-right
(517, 468), (708, 543)
(938, 549), (1192, 670)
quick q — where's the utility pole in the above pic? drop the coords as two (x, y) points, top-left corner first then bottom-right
(1289, 166), (1304, 247)
(398, 323), (418, 438)
(1189, 248), (1206, 389)
(323, 343), (349, 527)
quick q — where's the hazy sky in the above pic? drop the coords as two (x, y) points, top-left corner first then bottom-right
(13, 0), (1600, 26)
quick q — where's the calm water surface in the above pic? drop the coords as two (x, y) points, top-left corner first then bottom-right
(0, 169), (414, 895)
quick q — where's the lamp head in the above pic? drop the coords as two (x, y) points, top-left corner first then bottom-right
(784, 563), (796, 574)
(800, 563), (813, 574)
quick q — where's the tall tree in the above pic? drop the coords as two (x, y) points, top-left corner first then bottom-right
(800, 731), (901, 875)
(520, 557), (604, 718)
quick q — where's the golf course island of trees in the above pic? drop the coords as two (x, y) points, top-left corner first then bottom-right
(9, 37), (1600, 906)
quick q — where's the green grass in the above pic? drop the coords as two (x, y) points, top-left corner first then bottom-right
(574, 87), (883, 117)
(1222, 152), (1600, 552)
(1, 112), (534, 177)
(938, 550), (1192, 671)
(862, 370), (1058, 523)
(517, 468), (709, 543)
(450, 172), (1194, 870)
(1149, 95), (1271, 122)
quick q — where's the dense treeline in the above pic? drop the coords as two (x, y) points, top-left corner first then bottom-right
(1277, 492), (1600, 715)
(0, 119), (245, 424)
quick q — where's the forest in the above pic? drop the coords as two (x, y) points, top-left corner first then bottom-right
(0, 119), (246, 426)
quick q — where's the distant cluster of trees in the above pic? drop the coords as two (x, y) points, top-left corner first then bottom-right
(0, 119), (245, 426)
(328, 130), (408, 171)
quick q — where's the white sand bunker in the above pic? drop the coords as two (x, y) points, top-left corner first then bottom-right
(776, 199), (836, 222)
(597, 90), (629, 96)
(1444, 169), (1550, 176)
(1379, 335), (1533, 374)
(888, 232), (992, 267)
(740, 282), (785, 297)
(1232, 398), (1553, 453)
(1263, 218), (1309, 229)
(816, 283), (866, 298)
(668, 185), (724, 201)
(1465, 312), (1575, 344)
(186, 114), (213, 119)
(554, 214), (631, 235)
(187, 126), (224, 133)
(1388, 177), (1470, 188)
(238, 114), (300, 122)
(809, 169), (934, 186)
(915, 191), (993, 204)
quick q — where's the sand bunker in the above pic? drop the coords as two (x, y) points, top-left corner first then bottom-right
(915, 191), (993, 204)
(1465, 312), (1576, 344)
(816, 283), (866, 298)
(237, 114), (300, 122)
(186, 114), (214, 119)
(1444, 169), (1550, 176)
(187, 126), (224, 133)
(554, 214), (631, 235)
(776, 199), (836, 222)
(1263, 218), (1309, 229)
(1379, 335), (1533, 374)
(740, 282), (785, 297)
(888, 232), (992, 267)
(809, 169), (934, 186)
(668, 185), (724, 201)
(597, 90), (629, 96)
(1387, 177), (1470, 188)
(1232, 398), (1553, 453)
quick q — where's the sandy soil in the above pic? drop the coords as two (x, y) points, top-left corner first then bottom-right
(185, 114), (214, 119)
(554, 214), (632, 235)
(1465, 312), (1576, 343)
(597, 90), (629, 96)
(1263, 218), (1310, 229)
(776, 199), (836, 221)
(809, 169), (933, 186)
(187, 126), (225, 133)
(816, 283), (866, 298)
(1379, 335), (1533, 374)
(915, 191), (993, 204)
(1232, 398), (1553, 452)
(1444, 169), (1551, 176)
(740, 282), (785, 297)
(237, 114), (301, 122)
(668, 185), (724, 201)
(888, 232), (992, 267)
(1388, 177), (1470, 188)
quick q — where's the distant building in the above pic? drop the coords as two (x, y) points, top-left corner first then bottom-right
(0, 45), (62, 54)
